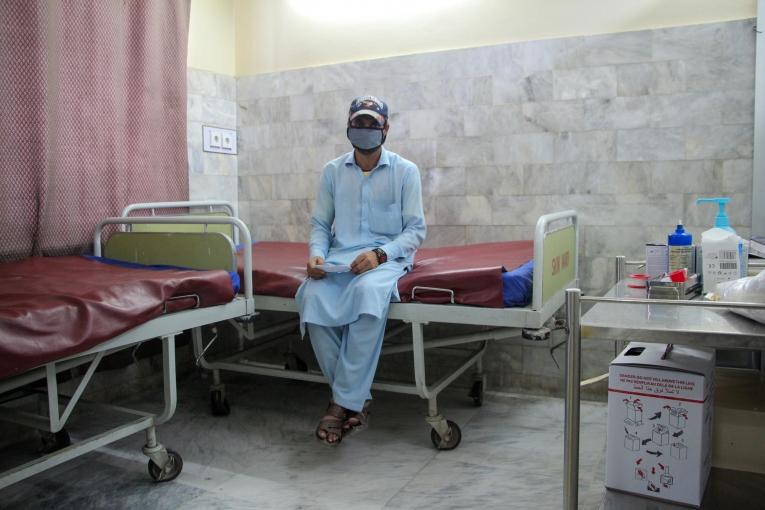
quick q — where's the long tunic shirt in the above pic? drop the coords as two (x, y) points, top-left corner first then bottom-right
(296, 148), (426, 331)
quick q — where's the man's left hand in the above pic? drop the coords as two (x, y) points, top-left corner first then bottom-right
(350, 251), (379, 274)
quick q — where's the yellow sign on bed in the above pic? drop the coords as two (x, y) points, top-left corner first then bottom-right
(542, 225), (576, 304)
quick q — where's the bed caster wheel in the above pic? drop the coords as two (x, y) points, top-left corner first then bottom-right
(469, 380), (484, 407)
(522, 327), (551, 341)
(39, 429), (71, 454)
(284, 353), (308, 372)
(148, 448), (183, 482)
(210, 390), (230, 416)
(430, 420), (462, 451)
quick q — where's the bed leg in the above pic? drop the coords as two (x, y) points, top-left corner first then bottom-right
(468, 351), (487, 407)
(411, 322), (430, 399)
(142, 334), (184, 483)
(155, 335), (178, 425)
(424, 398), (448, 439)
(209, 369), (230, 416)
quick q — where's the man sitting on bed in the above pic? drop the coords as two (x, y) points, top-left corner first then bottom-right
(296, 95), (427, 446)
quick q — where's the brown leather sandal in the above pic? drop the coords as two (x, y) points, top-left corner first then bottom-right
(315, 402), (347, 446)
(343, 400), (371, 437)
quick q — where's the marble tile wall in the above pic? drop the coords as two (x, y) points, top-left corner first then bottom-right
(236, 19), (755, 294)
(232, 19), (756, 397)
(187, 68), (238, 209)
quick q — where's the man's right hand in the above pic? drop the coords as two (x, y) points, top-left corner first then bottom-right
(307, 256), (326, 279)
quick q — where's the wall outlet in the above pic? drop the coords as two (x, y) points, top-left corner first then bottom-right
(221, 131), (234, 150)
(210, 130), (222, 148)
(203, 125), (237, 155)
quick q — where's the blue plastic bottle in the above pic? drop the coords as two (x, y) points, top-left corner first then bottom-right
(667, 222), (693, 272)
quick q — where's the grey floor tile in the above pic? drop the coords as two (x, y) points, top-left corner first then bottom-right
(1, 374), (608, 510)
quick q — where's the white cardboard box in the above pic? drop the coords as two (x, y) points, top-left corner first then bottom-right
(606, 343), (715, 507)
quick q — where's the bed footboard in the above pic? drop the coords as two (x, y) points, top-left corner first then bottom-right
(531, 210), (578, 312)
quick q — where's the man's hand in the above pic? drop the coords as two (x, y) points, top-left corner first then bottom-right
(307, 256), (326, 279)
(350, 251), (379, 274)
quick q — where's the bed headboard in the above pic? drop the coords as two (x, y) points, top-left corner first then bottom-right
(94, 215), (253, 300)
(104, 232), (237, 272)
(531, 210), (578, 311)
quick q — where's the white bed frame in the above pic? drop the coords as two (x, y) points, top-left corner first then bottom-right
(187, 206), (579, 450)
(0, 215), (254, 489)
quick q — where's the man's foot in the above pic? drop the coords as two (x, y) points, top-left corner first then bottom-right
(343, 400), (371, 436)
(315, 402), (347, 446)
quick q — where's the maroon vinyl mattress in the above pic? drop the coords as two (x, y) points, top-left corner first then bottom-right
(239, 241), (533, 308)
(0, 256), (237, 380)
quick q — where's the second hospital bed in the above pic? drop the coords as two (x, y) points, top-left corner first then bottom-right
(0, 214), (255, 489)
(187, 207), (579, 450)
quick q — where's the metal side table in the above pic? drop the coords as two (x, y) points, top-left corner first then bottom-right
(562, 280), (765, 509)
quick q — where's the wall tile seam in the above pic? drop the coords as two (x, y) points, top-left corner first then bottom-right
(233, 94), (754, 119)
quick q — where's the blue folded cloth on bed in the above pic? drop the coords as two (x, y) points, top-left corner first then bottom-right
(503, 260), (534, 307)
(83, 255), (241, 294)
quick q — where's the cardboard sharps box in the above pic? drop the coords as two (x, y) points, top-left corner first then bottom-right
(606, 342), (715, 507)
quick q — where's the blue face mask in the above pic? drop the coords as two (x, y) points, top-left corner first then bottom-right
(347, 126), (385, 151)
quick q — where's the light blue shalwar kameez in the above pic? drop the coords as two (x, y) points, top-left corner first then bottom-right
(296, 148), (426, 412)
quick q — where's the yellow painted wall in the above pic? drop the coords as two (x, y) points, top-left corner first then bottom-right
(234, 0), (755, 76)
(188, 0), (757, 76)
(187, 0), (236, 75)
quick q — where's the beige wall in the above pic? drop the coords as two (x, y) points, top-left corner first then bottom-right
(232, 0), (755, 76)
(187, 0), (236, 75)
(188, 0), (756, 76)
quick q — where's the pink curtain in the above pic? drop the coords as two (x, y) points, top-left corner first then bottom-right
(0, 0), (190, 261)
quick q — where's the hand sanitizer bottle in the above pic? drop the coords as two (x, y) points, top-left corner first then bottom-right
(696, 198), (747, 292)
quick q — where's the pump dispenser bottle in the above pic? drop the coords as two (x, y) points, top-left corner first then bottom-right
(696, 197), (747, 292)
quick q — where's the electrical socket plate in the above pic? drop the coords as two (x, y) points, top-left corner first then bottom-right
(203, 126), (237, 155)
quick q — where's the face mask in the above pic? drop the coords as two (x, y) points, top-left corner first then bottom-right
(347, 126), (385, 152)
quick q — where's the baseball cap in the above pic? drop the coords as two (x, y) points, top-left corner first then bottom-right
(348, 95), (388, 127)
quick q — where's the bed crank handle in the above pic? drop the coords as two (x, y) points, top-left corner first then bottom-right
(162, 294), (200, 314)
(411, 286), (455, 304)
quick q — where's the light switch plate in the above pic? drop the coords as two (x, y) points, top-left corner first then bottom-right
(203, 125), (237, 155)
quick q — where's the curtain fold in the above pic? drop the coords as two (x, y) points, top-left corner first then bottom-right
(0, 0), (190, 261)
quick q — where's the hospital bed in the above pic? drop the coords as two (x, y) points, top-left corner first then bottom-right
(168, 203), (579, 450)
(0, 213), (254, 489)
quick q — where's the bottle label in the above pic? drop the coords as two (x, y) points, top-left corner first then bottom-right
(668, 246), (694, 273)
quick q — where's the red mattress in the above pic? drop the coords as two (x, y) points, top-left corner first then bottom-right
(0, 256), (237, 380)
(239, 241), (533, 308)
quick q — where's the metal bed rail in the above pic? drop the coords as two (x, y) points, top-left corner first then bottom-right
(122, 200), (235, 216)
(121, 200), (236, 218)
(121, 200), (239, 244)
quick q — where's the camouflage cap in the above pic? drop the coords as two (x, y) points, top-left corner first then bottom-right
(348, 95), (388, 126)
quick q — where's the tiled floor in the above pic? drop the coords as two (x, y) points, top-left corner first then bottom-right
(0, 373), (607, 509)
(0, 374), (759, 509)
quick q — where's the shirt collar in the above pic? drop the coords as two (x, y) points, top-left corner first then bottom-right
(344, 148), (390, 171)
